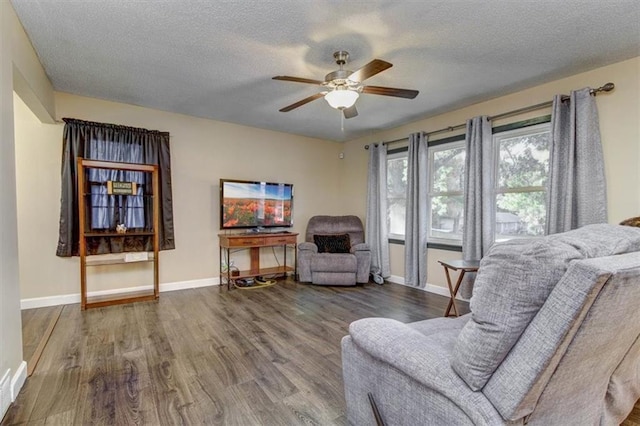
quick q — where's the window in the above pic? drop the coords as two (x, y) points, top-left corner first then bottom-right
(492, 123), (550, 241)
(383, 119), (550, 249)
(57, 118), (175, 257)
(428, 141), (466, 244)
(386, 150), (408, 240)
(89, 139), (145, 229)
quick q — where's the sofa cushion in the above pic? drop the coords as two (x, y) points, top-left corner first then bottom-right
(451, 224), (640, 391)
(314, 233), (351, 253)
(408, 314), (471, 337)
(310, 252), (356, 272)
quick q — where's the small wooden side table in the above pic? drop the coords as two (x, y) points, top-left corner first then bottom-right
(438, 259), (480, 317)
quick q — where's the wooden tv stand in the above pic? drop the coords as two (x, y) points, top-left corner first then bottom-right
(218, 232), (298, 289)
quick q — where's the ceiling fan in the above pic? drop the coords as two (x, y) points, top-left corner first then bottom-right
(273, 51), (419, 119)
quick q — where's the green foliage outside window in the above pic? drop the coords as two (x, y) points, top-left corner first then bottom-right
(385, 121), (551, 244)
(495, 130), (549, 238)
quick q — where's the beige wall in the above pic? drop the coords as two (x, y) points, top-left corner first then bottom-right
(8, 10), (639, 301)
(0, 0), (22, 392)
(343, 57), (640, 289)
(14, 58), (640, 300)
(14, 92), (344, 300)
(1, 1), (55, 409)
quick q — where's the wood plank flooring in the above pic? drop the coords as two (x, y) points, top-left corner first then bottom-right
(4, 280), (456, 425)
(20, 305), (63, 376)
(4, 280), (638, 425)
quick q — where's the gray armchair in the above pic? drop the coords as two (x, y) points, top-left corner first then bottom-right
(342, 224), (640, 425)
(298, 215), (371, 286)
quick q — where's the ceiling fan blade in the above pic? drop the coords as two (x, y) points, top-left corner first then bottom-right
(343, 105), (358, 119)
(279, 93), (325, 112)
(273, 76), (324, 85)
(347, 59), (392, 83)
(362, 85), (419, 99)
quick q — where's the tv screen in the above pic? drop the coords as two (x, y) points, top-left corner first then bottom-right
(220, 179), (294, 230)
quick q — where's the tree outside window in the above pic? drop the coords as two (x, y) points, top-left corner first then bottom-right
(428, 141), (465, 244)
(386, 151), (407, 239)
(383, 120), (550, 247)
(493, 123), (550, 241)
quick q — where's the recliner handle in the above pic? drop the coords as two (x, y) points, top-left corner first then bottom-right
(368, 392), (386, 426)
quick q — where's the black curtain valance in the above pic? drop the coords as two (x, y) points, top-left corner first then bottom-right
(61, 118), (170, 136)
(56, 118), (175, 257)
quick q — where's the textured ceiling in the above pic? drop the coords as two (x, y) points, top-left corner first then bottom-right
(10, 0), (640, 142)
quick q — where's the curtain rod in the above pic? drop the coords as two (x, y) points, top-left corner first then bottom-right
(365, 82), (614, 149)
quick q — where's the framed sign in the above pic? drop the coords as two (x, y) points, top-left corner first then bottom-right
(107, 181), (137, 195)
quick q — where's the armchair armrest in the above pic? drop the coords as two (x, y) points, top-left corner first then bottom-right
(298, 242), (318, 253)
(350, 242), (370, 253)
(297, 242), (317, 282)
(346, 318), (501, 424)
(351, 243), (371, 283)
(349, 318), (453, 380)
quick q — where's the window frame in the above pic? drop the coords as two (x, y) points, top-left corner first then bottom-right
(491, 121), (551, 242)
(427, 138), (466, 247)
(386, 148), (409, 242)
(382, 115), (551, 251)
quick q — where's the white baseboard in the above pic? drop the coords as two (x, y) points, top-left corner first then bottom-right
(21, 274), (464, 310)
(386, 275), (467, 300)
(11, 362), (27, 402)
(21, 293), (81, 310)
(0, 369), (10, 419)
(0, 362), (27, 419)
(160, 277), (219, 293)
(21, 277), (220, 310)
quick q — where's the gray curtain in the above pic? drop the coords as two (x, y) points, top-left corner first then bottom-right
(57, 118), (175, 257)
(404, 132), (429, 287)
(545, 88), (607, 234)
(365, 144), (390, 279)
(461, 116), (493, 297)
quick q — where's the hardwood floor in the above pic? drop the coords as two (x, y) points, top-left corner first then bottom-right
(3, 280), (456, 425)
(3, 280), (638, 425)
(624, 396), (640, 426)
(20, 305), (63, 376)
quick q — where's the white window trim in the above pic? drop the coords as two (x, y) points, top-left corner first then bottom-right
(387, 150), (408, 241)
(491, 122), (550, 242)
(384, 122), (550, 247)
(427, 140), (465, 246)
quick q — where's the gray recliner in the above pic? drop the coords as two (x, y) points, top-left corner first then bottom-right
(298, 215), (371, 286)
(342, 224), (640, 425)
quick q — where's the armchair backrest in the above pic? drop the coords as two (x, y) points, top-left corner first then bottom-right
(305, 215), (365, 246)
(483, 253), (640, 423)
(450, 224), (640, 423)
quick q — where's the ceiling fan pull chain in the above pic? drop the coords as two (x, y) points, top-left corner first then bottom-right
(341, 112), (345, 132)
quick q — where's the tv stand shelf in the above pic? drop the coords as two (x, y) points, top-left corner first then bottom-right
(218, 232), (298, 289)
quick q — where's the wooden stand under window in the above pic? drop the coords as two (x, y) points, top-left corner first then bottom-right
(78, 158), (160, 310)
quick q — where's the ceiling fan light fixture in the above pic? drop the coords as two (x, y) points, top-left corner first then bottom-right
(324, 89), (359, 109)
(274, 51), (418, 115)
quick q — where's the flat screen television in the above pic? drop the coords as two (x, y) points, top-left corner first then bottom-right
(220, 179), (294, 230)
